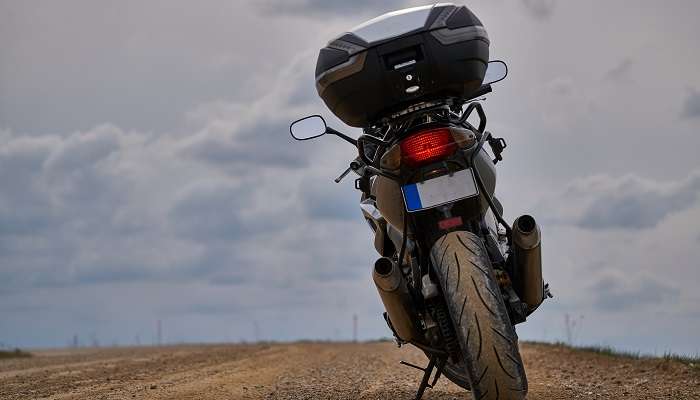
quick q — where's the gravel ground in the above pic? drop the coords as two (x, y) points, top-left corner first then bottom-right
(0, 342), (698, 399)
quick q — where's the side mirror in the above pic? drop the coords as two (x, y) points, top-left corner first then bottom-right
(290, 115), (328, 140)
(483, 60), (508, 85)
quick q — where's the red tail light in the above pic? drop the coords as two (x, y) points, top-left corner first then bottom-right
(400, 128), (457, 167)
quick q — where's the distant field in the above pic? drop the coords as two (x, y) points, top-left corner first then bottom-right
(0, 342), (697, 399)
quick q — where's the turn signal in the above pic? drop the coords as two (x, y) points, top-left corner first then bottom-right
(380, 143), (402, 171)
(400, 128), (457, 167)
(449, 128), (477, 148)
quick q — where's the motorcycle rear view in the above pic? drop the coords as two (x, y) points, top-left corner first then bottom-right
(290, 4), (550, 400)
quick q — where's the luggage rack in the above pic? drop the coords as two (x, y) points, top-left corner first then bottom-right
(384, 99), (449, 121)
(368, 101), (453, 139)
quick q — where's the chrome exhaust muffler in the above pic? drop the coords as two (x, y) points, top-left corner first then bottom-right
(372, 257), (418, 342)
(512, 215), (544, 312)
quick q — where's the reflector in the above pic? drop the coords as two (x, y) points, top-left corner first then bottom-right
(438, 216), (463, 230)
(400, 128), (457, 167)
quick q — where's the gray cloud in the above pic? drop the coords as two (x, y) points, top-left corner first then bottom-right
(604, 57), (634, 82)
(0, 125), (201, 291)
(179, 121), (308, 171)
(260, 0), (408, 17)
(591, 275), (680, 312)
(0, 1), (323, 135)
(543, 171), (700, 230)
(301, 177), (360, 220)
(521, 0), (556, 20)
(681, 88), (700, 118)
(178, 53), (322, 172)
(43, 125), (121, 172)
(0, 134), (58, 234)
(168, 179), (256, 240)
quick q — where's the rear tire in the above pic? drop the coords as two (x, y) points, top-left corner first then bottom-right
(442, 361), (472, 390)
(430, 231), (527, 400)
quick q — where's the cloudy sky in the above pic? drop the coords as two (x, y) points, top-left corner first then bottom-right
(1, 0), (699, 355)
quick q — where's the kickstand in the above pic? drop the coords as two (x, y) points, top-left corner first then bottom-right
(400, 356), (446, 400)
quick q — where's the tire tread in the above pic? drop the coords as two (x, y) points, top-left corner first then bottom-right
(430, 231), (527, 400)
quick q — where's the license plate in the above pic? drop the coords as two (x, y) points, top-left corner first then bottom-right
(402, 169), (479, 212)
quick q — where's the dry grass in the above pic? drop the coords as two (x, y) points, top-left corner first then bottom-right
(0, 349), (32, 359)
(525, 341), (700, 370)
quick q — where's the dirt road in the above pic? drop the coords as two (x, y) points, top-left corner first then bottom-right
(0, 342), (697, 399)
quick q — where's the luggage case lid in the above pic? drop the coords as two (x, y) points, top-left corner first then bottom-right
(331, 3), (489, 55)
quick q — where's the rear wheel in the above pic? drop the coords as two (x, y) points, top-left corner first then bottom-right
(430, 231), (527, 400)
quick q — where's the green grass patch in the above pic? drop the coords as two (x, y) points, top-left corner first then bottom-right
(575, 345), (642, 360)
(524, 341), (700, 369)
(0, 348), (32, 359)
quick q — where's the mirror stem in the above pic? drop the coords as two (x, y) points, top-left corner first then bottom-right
(463, 84), (492, 103)
(327, 127), (358, 146)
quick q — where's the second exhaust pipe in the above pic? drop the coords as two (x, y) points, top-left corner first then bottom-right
(512, 215), (544, 312)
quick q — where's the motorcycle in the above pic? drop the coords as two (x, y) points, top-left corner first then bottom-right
(290, 5), (550, 400)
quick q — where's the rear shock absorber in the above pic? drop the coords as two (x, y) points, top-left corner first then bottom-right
(431, 302), (461, 363)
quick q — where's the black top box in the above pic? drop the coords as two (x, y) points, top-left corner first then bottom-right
(315, 3), (490, 128)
